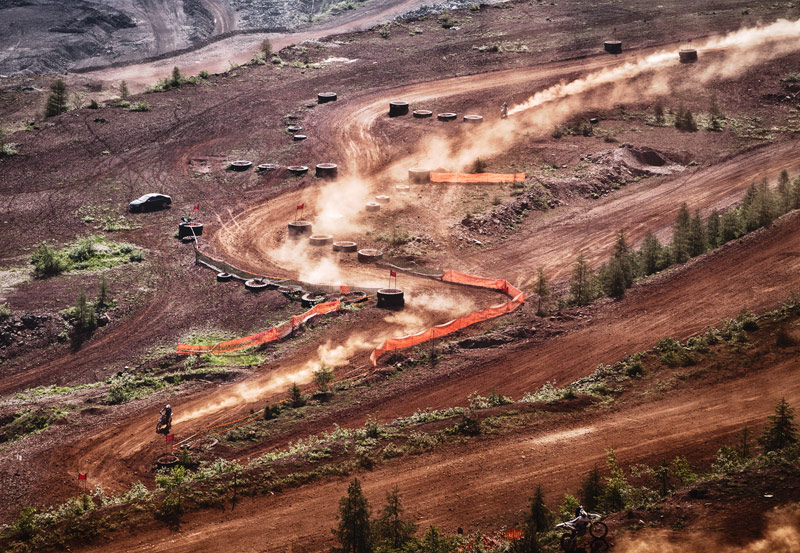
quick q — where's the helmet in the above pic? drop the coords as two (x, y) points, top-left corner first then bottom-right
(166, 404), (171, 409)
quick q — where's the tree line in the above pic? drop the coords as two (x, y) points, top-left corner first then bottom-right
(564, 172), (800, 306)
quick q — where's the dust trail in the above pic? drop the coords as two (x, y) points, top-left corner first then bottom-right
(615, 503), (800, 553)
(388, 18), (800, 178)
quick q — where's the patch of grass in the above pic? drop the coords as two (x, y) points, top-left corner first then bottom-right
(65, 235), (144, 270)
(0, 408), (67, 443)
(472, 40), (529, 53)
(128, 101), (151, 112)
(179, 331), (267, 367)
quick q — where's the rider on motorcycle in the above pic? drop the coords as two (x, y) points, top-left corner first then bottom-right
(157, 404), (172, 432)
(572, 505), (592, 531)
(500, 102), (508, 119)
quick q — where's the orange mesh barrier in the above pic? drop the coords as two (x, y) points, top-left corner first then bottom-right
(370, 272), (524, 366)
(177, 300), (341, 355)
(430, 173), (526, 183)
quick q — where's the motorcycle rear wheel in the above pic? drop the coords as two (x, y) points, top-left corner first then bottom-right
(560, 534), (578, 552)
(590, 538), (609, 552)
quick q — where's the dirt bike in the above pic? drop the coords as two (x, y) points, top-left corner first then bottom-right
(155, 413), (172, 434)
(557, 513), (608, 552)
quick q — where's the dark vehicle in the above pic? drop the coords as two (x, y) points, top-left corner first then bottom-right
(129, 193), (172, 212)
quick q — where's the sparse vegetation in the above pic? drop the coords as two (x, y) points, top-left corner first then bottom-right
(31, 243), (71, 278)
(44, 79), (69, 117)
(129, 101), (151, 112)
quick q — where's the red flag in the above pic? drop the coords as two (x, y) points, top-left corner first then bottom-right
(193, 204), (199, 211)
(339, 285), (350, 293)
(297, 203), (304, 210)
(390, 270), (396, 277)
(165, 434), (174, 442)
(78, 473), (87, 480)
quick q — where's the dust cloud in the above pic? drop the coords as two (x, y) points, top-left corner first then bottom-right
(616, 503), (800, 553)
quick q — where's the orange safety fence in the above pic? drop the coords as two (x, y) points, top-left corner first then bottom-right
(370, 271), (524, 366)
(430, 172), (526, 184)
(176, 300), (341, 355)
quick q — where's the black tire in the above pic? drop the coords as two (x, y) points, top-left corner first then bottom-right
(389, 101), (409, 117)
(376, 288), (404, 309)
(309, 234), (333, 246)
(589, 522), (608, 539)
(590, 538), (609, 552)
(315, 163), (338, 180)
(365, 202), (380, 212)
(292, 134), (307, 141)
(679, 49), (698, 63)
(288, 220), (312, 238)
(463, 114), (483, 124)
(301, 292), (326, 308)
(413, 109), (433, 118)
(318, 92), (337, 103)
(245, 278), (270, 291)
(287, 165), (309, 176)
(178, 222), (203, 238)
(287, 125), (303, 133)
(257, 163), (279, 172)
(437, 112), (457, 121)
(408, 168), (431, 183)
(604, 40), (622, 54)
(216, 272), (233, 282)
(229, 160), (252, 171)
(332, 241), (358, 252)
(156, 454), (179, 468)
(357, 249), (383, 263)
(181, 236), (195, 244)
(375, 195), (390, 204)
(560, 534), (578, 552)
(277, 286), (303, 299)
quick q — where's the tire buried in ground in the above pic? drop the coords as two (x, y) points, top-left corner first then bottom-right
(315, 163), (338, 179)
(287, 165), (309, 176)
(156, 454), (179, 468)
(413, 109), (433, 118)
(318, 92), (337, 103)
(604, 40), (622, 54)
(287, 125), (303, 133)
(278, 286), (303, 299)
(463, 114), (483, 123)
(245, 278), (270, 292)
(375, 195), (390, 204)
(292, 134), (307, 141)
(408, 168), (430, 183)
(257, 163), (279, 172)
(301, 292), (326, 307)
(357, 248), (383, 263)
(365, 202), (380, 212)
(178, 222), (203, 238)
(389, 101), (409, 116)
(342, 290), (368, 304)
(395, 184), (411, 192)
(332, 241), (358, 252)
(377, 288), (404, 309)
(288, 220), (312, 237)
(229, 160), (252, 171)
(190, 437), (219, 451)
(437, 112), (457, 121)
(181, 236), (195, 244)
(309, 234), (333, 246)
(216, 272), (233, 282)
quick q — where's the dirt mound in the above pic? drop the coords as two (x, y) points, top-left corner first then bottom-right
(587, 144), (686, 177)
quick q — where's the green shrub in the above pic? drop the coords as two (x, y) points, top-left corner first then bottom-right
(31, 243), (71, 278)
(0, 303), (11, 320)
(128, 249), (144, 262)
(199, 70), (210, 79)
(116, 100), (131, 108)
(88, 99), (100, 109)
(129, 101), (151, 112)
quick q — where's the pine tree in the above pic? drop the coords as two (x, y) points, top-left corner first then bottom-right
(374, 487), (417, 550)
(44, 79), (69, 117)
(602, 257), (627, 298)
(170, 66), (183, 88)
(420, 526), (452, 553)
(569, 254), (596, 306)
(777, 170), (791, 215)
(332, 478), (373, 553)
(653, 102), (665, 125)
(706, 209), (721, 248)
(720, 209), (743, 243)
(119, 80), (130, 99)
(792, 177), (800, 210)
(755, 178), (776, 229)
(759, 398), (798, 452)
(74, 289), (96, 332)
(671, 203), (691, 263)
(513, 486), (548, 553)
(638, 232), (664, 276)
(96, 275), (110, 312)
(687, 210), (708, 257)
(288, 382), (306, 408)
(534, 267), (550, 315)
(580, 466), (605, 512)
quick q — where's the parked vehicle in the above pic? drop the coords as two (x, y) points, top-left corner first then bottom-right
(129, 193), (172, 212)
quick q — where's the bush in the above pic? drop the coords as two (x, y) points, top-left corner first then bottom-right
(455, 410), (481, 435)
(199, 70), (210, 79)
(116, 100), (131, 108)
(260, 38), (272, 56)
(45, 80), (69, 117)
(288, 382), (306, 408)
(128, 249), (144, 262)
(314, 365), (335, 393)
(31, 243), (71, 278)
(129, 101), (151, 112)
(0, 303), (11, 320)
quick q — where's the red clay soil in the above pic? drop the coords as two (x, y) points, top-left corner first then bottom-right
(1, 0), (800, 546)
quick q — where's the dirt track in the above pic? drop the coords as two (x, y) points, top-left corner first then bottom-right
(3, 2), (800, 547)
